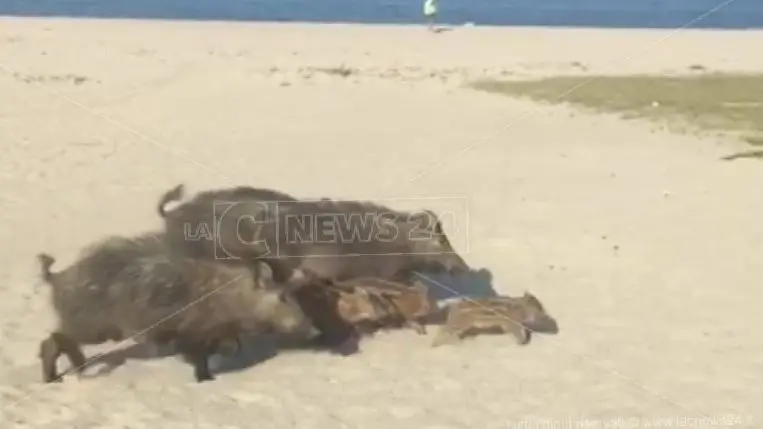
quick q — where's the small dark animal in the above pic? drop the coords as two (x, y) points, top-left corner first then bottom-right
(431, 292), (559, 347)
(156, 184), (470, 285)
(290, 278), (376, 355)
(37, 232), (318, 383)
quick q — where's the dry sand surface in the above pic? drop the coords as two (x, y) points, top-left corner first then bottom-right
(1, 17), (762, 428)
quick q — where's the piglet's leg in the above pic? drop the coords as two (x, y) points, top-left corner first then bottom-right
(517, 329), (532, 345)
(503, 323), (531, 345)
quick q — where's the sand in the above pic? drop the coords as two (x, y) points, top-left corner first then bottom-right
(1, 17), (761, 428)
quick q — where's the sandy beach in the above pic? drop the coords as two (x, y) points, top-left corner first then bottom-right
(1, 17), (762, 428)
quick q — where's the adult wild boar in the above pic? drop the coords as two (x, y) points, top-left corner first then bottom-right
(157, 184), (299, 283)
(157, 184), (469, 284)
(37, 232), (318, 383)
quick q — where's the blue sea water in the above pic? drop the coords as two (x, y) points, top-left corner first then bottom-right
(1, 0), (762, 29)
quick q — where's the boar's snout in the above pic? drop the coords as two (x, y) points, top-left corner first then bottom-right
(275, 309), (319, 339)
(443, 253), (469, 276)
(524, 314), (559, 335)
(274, 313), (320, 340)
(261, 290), (319, 339)
(414, 247), (470, 276)
(410, 210), (470, 276)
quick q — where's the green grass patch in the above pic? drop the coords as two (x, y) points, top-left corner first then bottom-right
(471, 73), (763, 161)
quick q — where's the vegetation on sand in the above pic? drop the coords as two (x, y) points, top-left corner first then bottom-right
(471, 73), (763, 161)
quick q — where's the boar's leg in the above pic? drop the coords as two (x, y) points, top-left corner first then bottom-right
(403, 310), (427, 335)
(176, 337), (215, 383)
(58, 334), (88, 375)
(354, 320), (379, 336)
(432, 309), (468, 347)
(331, 335), (361, 356)
(309, 321), (360, 356)
(312, 329), (360, 356)
(515, 328), (532, 345)
(519, 329), (533, 345)
(294, 291), (359, 356)
(39, 335), (61, 383)
(214, 335), (242, 357)
(431, 325), (461, 347)
(39, 332), (87, 383)
(502, 322), (531, 345)
(404, 316), (427, 335)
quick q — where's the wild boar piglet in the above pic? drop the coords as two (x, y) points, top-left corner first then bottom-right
(328, 277), (433, 335)
(432, 292), (558, 347)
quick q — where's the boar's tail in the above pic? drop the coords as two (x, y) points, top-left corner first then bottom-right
(157, 184), (184, 218)
(37, 253), (56, 283)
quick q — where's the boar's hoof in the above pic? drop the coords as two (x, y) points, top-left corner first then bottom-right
(179, 342), (215, 383)
(195, 372), (216, 383)
(44, 374), (63, 384)
(431, 327), (460, 347)
(515, 329), (532, 346)
(193, 364), (216, 383)
(409, 322), (427, 335)
(331, 337), (360, 356)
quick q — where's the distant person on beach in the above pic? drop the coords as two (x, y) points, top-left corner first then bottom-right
(424, 0), (438, 31)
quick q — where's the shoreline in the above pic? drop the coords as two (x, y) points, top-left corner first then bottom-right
(3, 15), (763, 33)
(3, 17), (763, 83)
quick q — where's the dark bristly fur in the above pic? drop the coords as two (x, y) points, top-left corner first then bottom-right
(290, 280), (366, 355)
(37, 232), (318, 383)
(155, 184), (470, 286)
(431, 292), (559, 347)
(157, 184), (301, 283)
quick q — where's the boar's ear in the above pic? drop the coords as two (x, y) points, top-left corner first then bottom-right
(426, 210), (444, 236)
(409, 210), (432, 229)
(423, 209), (453, 247)
(416, 210), (440, 231)
(523, 292), (544, 310)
